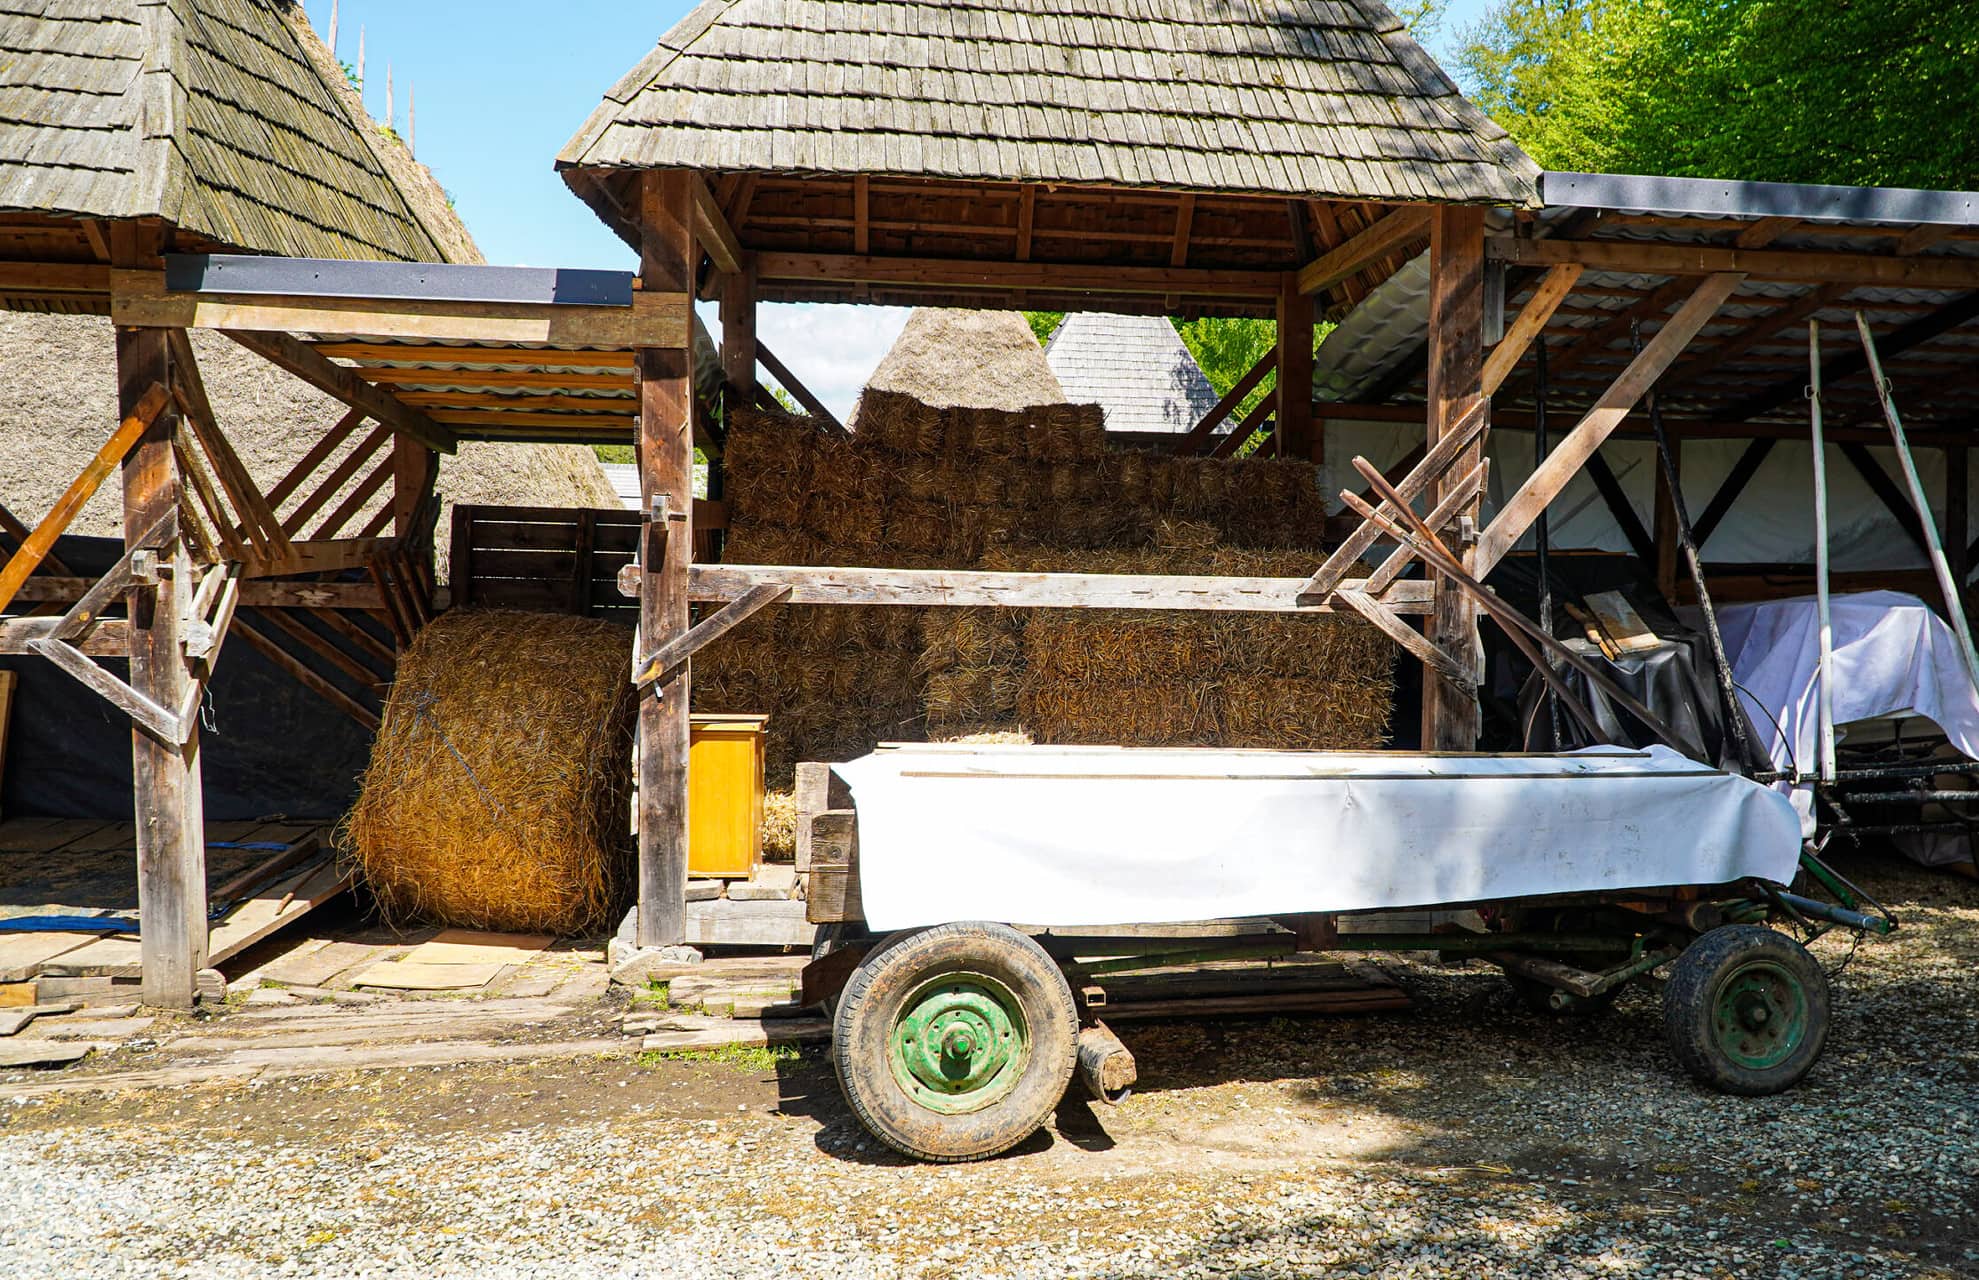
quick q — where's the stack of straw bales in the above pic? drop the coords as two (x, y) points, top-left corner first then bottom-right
(346, 610), (637, 934)
(700, 380), (1392, 780)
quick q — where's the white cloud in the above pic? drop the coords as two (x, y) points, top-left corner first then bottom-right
(695, 300), (910, 422)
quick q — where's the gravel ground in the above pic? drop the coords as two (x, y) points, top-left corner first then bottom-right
(0, 851), (1973, 1279)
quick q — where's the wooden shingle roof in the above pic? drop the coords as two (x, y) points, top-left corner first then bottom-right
(0, 0), (448, 261)
(1045, 312), (1219, 434)
(559, 0), (1540, 212)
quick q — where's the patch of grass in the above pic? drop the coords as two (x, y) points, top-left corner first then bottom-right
(638, 1041), (804, 1072)
(630, 981), (673, 1009)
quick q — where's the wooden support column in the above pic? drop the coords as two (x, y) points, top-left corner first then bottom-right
(1653, 439), (1681, 601)
(1420, 206), (1488, 751)
(720, 257), (758, 399)
(1276, 275), (1315, 460)
(117, 323), (207, 1008)
(635, 170), (697, 949)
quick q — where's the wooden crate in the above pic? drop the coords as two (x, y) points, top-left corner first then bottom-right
(689, 714), (767, 879)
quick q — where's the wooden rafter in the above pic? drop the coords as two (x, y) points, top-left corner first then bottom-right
(1482, 263), (1583, 396)
(691, 176), (745, 275)
(225, 329), (454, 453)
(281, 423), (393, 537)
(1170, 194), (1196, 268)
(1296, 206), (1428, 297)
(266, 409), (367, 508)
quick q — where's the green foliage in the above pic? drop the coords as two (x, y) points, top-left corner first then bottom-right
(1170, 316), (1333, 424)
(639, 1042), (806, 1072)
(769, 385), (800, 414)
(1024, 311), (1065, 345)
(593, 444), (633, 464)
(1455, 0), (1979, 191)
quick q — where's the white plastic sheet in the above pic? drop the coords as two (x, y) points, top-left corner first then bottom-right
(1719, 590), (1979, 854)
(832, 744), (1801, 931)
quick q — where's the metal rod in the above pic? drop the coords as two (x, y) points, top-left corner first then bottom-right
(1534, 341), (1564, 748)
(1842, 789), (1979, 803)
(1636, 320), (1752, 769)
(1854, 311), (1979, 705)
(1810, 320), (1837, 782)
(1773, 890), (1895, 936)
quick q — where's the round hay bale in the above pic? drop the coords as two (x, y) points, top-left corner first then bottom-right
(346, 610), (636, 936)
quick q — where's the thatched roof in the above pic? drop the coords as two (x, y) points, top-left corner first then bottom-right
(1045, 313), (1218, 435)
(559, 0), (1539, 222)
(0, 0), (449, 261)
(851, 309), (1066, 425)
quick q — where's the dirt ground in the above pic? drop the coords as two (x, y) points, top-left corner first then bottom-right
(1, 849), (1974, 1279)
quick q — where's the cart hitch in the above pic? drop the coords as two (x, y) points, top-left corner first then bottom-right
(1770, 891), (1895, 937)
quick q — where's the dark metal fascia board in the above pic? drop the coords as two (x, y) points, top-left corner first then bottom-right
(163, 255), (636, 307)
(1541, 171), (1979, 228)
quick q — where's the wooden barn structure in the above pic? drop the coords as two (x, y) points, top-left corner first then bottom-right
(7, 0), (1979, 997)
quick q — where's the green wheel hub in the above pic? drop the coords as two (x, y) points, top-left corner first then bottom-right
(1711, 959), (1811, 1070)
(889, 972), (1029, 1115)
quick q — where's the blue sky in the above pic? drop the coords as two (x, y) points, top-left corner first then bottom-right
(299, 0), (1496, 417)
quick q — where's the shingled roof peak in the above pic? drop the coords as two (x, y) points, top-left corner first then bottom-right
(559, 0), (1540, 216)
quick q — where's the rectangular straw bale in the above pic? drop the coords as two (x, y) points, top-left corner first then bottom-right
(1019, 678), (1222, 747)
(858, 389), (944, 456)
(1219, 675), (1395, 750)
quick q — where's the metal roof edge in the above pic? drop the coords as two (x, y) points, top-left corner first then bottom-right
(163, 255), (636, 307)
(1542, 171), (1979, 227)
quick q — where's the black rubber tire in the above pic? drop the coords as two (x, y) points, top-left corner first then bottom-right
(810, 923), (879, 1019)
(1506, 972), (1620, 1017)
(832, 922), (1078, 1163)
(1663, 925), (1830, 1096)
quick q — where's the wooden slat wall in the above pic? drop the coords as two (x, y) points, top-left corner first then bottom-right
(451, 504), (637, 624)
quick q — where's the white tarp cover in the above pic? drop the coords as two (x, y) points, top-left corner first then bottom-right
(1720, 590), (1979, 851)
(832, 745), (1802, 931)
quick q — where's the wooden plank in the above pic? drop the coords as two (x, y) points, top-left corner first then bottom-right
(167, 329), (286, 555)
(0, 261), (111, 294)
(1491, 236), (1979, 291)
(280, 422), (393, 537)
(1475, 273), (1746, 577)
(246, 537), (398, 580)
(1482, 263), (1582, 396)
(1363, 459), (1486, 593)
(0, 617), (129, 657)
(265, 408), (367, 508)
(359, 367), (631, 390)
(310, 457), (394, 541)
(1276, 276), (1315, 458)
(112, 272), (690, 352)
(683, 896), (815, 947)
(1170, 193), (1196, 268)
(0, 932), (98, 984)
(252, 608), (387, 690)
(1208, 387), (1277, 460)
(317, 343), (635, 369)
(0, 383), (167, 615)
(1337, 588), (1476, 694)
(755, 252), (1281, 298)
(682, 564), (1432, 613)
(205, 861), (356, 965)
(720, 259), (758, 394)
(1296, 206), (1429, 296)
(218, 329), (453, 454)
(637, 170), (696, 950)
(806, 811), (862, 924)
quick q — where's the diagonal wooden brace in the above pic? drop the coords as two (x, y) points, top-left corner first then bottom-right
(1300, 398), (1488, 599)
(48, 510), (176, 642)
(28, 633), (201, 745)
(1335, 588), (1476, 696)
(633, 582), (791, 690)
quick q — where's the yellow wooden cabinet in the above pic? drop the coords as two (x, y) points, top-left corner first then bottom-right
(688, 714), (768, 878)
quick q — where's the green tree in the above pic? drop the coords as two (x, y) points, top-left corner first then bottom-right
(1455, 0), (1979, 191)
(1024, 311), (1065, 345)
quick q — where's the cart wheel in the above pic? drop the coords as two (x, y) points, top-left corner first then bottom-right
(832, 921), (1078, 1163)
(1505, 972), (1619, 1017)
(1663, 925), (1830, 1096)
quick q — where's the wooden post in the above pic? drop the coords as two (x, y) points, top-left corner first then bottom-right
(1276, 274), (1315, 460)
(117, 324), (207, 1008)
(1653, 438), (1681, 600)
(636, 170), (697, 948)
(720, 257), (758, 399)
(1419, 206), (1488, 751)
(392, 434), (437, 590)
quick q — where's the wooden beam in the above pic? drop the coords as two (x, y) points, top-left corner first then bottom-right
(852, 175), (871, 258)
(1296, 207), (1429, 297)
(720, 258), (758, 396)
(0, 261), (111, 294)
(317, 343), (636, 369)
(691, 176), (744, 276)
(222, 329), (455, 453)
(1475, 273), (1746, 577)
(1363, 459), (1486, 594)
(1208, 386), (1277, 460)
(115, 320), (206, 1010)
(0, 616), (128, 656)
(683, 564), (1432, 613)
(1481, 263), (1582, 396)
(1420, 205), (1488, 752)
(1587, 451), (1657, 565)
(112, 271), (691, 350)
(0, 382), (168, 615)
(281, 422), (393, 537)
(394, 390), (637, 412)
(637, 168), (697, 951)
(1016, 187), (1036, 262)
(1491, 236), (1979, 291)
(310, 457), (395, 541)
(756, 342), (845, 433)
(1173, 346), (1276, 455)
(1513, 276), (1699, 393)
(9, 578), (386, 610)
(246, 537), (398, 580)
(357, 367), (631, 390)
(1336, 588), (1477, 695)
(1170, 194), (1196, 268)
(1839, 442), (1929, 554)
(1276, 276), (1315, 459)
(1736, 217), (1800, 249)
(754, 252), (1281, 299)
